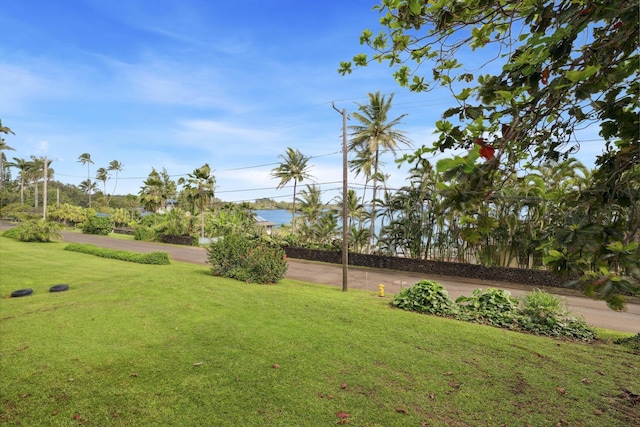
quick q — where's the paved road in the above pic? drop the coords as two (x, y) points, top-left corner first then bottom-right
(46, 230), (640, 333)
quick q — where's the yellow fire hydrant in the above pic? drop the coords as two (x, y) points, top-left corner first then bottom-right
(378, 284), (385, 297)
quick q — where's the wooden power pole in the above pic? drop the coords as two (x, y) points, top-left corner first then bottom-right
(333, 103), (349, 292)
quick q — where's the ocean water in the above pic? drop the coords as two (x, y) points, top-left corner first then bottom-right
(253, 209), (292, 227)
(253, 209), (385, 232)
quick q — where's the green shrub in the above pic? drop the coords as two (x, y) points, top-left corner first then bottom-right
(392, 283), (595, 341)
(2, 227), (20, 239)
(82, 215), (113, 235)
(239, 244), (289, 284)
(134, 225), (156, 241)
(64, 243), (170, 265)
(6, 220), (61, 242)
(391, 280), (459, 316)
(456, 288), (519, 327)
(517, 289), (595, 340)
(48, 203), (92, 226)
(0, 203), (37, 222)
(206, 233), (288, 284)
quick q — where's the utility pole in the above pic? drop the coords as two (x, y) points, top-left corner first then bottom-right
(42, 157), (49, 219)
(333, 103), (349, 292)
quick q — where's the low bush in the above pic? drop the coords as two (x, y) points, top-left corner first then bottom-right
(206, 233), (288, 284)
(456, 288), (519, 327)
(391, 280), (459, 316)
(3, 220), (61, 242)
(2, 227), (20, 239)
(393, 282), (595, 341)
(133, 225), (156, 241)
(517, 289), (595, 340)
(64, 243), (170, 265)
(0, 203), (38, 221)
(82, 215), (113, 235)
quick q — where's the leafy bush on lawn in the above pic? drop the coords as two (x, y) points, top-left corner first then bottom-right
(456, 288), (519, 327)
(82, 215), (113, 235)
(517, 289), (595, 340)
(392, 282), (595, 341)
(391, 280), (459, 316)
(2, 227), (20, 239)
(133, 225), (156, 241)
(206, 233), (288, 284)
(3, 220), (61, 242)
(64, 243), (170, 265)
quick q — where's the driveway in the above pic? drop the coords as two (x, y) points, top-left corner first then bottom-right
(45, 230), (640, 333)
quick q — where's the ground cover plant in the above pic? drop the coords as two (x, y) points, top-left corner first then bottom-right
(63, 243), (170, 265)
(393, 280), (595, 341)
(1, 237), (638, 426)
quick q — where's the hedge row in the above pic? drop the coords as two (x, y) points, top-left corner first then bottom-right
(64, 243), (170, 265)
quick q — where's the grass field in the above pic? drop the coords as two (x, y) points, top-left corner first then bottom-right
(1, 237), (638, 426)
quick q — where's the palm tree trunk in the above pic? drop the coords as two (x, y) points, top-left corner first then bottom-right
(87, 164), (92, 208)
(201, 208), (205, 239)
(20, 176), (24, 204)
(291, 180), (298, 233)
(367, 149), (380, 254)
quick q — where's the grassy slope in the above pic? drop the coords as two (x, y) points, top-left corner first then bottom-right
(0, 238), (638, 426)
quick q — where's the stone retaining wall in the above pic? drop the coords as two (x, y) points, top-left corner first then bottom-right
(283, 247), (567, 288)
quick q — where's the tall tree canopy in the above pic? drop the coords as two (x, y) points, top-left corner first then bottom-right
(0, 119), (16, 190)
(178, 164), (216, 239)
(340, 0), (639, 308)
(77, 153), (94, 207)
(349, 91), (411, 252)
(271, 147), (313, 233)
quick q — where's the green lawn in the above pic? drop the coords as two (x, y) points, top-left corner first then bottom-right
(1, 237), (638, 426)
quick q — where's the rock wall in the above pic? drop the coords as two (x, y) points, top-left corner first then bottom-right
(283, 247), (567, 288)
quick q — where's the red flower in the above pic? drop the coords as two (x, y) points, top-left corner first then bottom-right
(475, 137), (495, 160)
(541, 66), (550, 85)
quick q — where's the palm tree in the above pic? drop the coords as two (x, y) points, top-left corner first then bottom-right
(77, 153), (94, 207)
(0, 120), (15, 181)
(0, 138), (15, 190)
(107, 160), (124, 204)
(10, 157), (29, 204)
(296, 184), (324, 227)
(178, 164), (216, 239)
(95, 167), (109, 204)
(335, 188), (365, 230)
(349, 91), (411, 252)
(139, 168), (167, 224)
(26, 156), (54, 213)
(79, 179), (99, 206)
(271, 147), (313, 233)
(348, 146), (379, 232)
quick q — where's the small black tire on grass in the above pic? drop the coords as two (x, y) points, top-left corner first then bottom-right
(49, 284), (69, 293)
(11, 288), (33, 298)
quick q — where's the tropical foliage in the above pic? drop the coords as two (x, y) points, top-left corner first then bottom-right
(3, 219), (61, 242)
(82, 215), (114, 236)
(271, 147), (312, 233)
(393, 281), (595, 341)
(206, 233), (288, 284)
(178, 164), (216, 239)
(340, 1), (639, 308)
(349, 91), (411, 252)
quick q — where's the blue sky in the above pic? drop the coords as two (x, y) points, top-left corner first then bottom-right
(1, 0), (603, 203)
